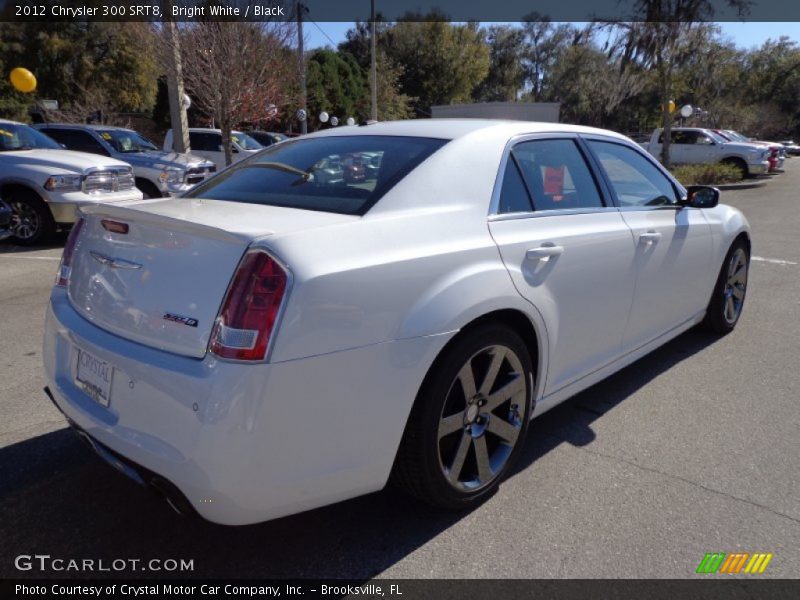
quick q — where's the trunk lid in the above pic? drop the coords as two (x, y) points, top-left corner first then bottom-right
(68, 198), (356, 358)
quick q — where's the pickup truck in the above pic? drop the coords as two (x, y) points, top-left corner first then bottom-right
(34, 124), (216, 198)
(642, 127), (770, 177)
(163, 128), (263, 170)
(0, 119), (142, 245)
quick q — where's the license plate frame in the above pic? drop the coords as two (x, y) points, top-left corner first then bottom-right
(75, 347), (114, 407)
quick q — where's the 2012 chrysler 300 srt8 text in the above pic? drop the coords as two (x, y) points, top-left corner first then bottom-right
(43, 120), (751, 525)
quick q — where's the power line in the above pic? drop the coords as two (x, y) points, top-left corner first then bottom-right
(309, 19), (339, 48)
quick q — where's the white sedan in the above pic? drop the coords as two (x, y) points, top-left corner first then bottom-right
(43, 120), (751, 525)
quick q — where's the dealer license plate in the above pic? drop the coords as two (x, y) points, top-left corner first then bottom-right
(75, 347), (114, 407)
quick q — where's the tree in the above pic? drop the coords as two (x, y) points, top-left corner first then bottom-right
(0, 20), (158, 122)
(473, 25), (527, 102)
(604, 0), (750, 167)
(521, 17), (583, 102)
(306, 49), (367, 129)
(167, 19), (295, 165)
(382, 17), (489, 115)
(339, 21), (414, 120)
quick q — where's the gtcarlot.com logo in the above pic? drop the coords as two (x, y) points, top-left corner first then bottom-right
(14, 554), (194, 572)
(696, 552), (773, 574)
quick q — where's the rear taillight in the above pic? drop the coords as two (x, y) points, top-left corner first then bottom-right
(210, 250), (288, 361)
(55, 218), (86, 287)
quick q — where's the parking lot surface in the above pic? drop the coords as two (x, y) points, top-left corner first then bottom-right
(1, 166), (799, 579)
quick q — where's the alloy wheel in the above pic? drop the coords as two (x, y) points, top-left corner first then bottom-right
(437, 345), (529, 491)
(723, 248), (748, 324)
(8, 200), (40, 241)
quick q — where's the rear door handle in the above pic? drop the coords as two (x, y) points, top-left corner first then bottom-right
(638, 231), (662, 244)
(526, 245), (565, 261)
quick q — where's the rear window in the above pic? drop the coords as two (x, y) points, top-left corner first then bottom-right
(185, 135), (448, 215)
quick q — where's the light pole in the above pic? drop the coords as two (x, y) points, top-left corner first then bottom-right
(297, 1), (308, 135)
(370, 0), (378, 122)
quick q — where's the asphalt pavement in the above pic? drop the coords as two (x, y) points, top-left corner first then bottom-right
(1, 164), (798, 579)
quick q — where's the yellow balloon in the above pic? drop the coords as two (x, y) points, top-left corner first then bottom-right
(10, 67), (36, 93)
(669, 100), (676, 114)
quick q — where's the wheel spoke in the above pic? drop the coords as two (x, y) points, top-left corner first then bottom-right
(725, 296), (735, 320)
(473, 436), (492, 483)
(730, 264), (747, 285)
(486, 416), (519, 444)
(485, 373), (525, 411)
(438, 413), (463, 439)
(457, 363), (477, 399)
(732, 286), (744, 300)
(447, 432), (471, 482)
(479, 347), (505, 395)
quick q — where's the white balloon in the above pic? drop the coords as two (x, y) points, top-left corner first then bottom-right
(680, 104), (693, 118)
(330, 116), (339, 127)
(182, 94), (192, 110)
(319, 111), (329, 123)
(346, 117), (355, 126)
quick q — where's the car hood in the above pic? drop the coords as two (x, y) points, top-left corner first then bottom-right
(0, 149), (131, 173)
(119, 151), (215, 170)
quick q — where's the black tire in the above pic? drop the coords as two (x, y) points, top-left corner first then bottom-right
(702, 238), (750, 334)
(392, 322), (534, 510)
(722, 157), (749, 179)
(135, 178), (162, 199)
(5, 188), (56, 246)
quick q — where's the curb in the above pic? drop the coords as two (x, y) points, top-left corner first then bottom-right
(715, 180), (769, 191)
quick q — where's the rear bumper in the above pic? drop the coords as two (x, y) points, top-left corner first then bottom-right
(43, 289), (452, 525)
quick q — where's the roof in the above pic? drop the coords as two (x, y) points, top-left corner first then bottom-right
(306, 119), (631, 142)
(35, 123), (133, 132)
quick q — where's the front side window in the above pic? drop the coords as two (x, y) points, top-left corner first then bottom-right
(186, 135), (448, 215)
(0, 123), (61, 151)
(588, 141), (679, 207)
(510, 139), (604, 211)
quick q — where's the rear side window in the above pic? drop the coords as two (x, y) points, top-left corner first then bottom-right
(186, 135), (448, 215)
(510, 139), (604, 211)
(189, 132), (222, 151)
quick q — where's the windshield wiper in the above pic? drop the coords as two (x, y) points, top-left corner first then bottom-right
(250, 161), (312, 182)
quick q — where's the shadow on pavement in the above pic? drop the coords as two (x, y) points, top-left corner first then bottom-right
(0, 231), (68, 253)
(0, 328), (720, 579)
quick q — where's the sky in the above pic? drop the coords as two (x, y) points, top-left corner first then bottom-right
(304, 21), (800, 51)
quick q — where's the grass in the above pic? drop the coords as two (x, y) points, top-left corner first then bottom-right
(670, 163), (745, 186)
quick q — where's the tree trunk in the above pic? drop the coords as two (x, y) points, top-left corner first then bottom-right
(220, 89), (233, 167)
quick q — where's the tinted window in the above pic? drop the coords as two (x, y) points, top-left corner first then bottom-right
(98, 129), (158, 153)
(588, 141), (678, 207)
(43, 129), (107, 154)
(186, 135), (448, 215)
(497, 158), (533, 213)
(0, 123), (61, 151)
(511, 139), (604, 211)
(189, 132), (222, 151)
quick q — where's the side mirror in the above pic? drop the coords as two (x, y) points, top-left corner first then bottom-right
(682, 185), (719, 209)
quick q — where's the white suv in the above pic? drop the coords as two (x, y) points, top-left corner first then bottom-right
(0, 119), (142, 244)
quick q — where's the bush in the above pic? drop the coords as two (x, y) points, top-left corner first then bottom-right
(670, 163), (744, 186)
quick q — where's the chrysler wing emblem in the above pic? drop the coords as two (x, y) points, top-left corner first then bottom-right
(90, 251), (142, 270)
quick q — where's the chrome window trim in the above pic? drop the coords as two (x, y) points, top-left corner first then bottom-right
(488, 206), (620, 222)
(488, 132), (615, 218)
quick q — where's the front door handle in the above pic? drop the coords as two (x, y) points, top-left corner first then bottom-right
(526, 245), (565, 261)
(638, 231), (662, 244)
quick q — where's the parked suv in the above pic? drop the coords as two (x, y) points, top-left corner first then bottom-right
(35, 124), (216, 198)
(0, 119), (142, 245)
(163, 128), (263, 170)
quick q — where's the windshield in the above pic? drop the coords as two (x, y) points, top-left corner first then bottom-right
(98, 129), (159, 153)
(726, 130), (750, 142)
(0, 123), (62, 151)
(231, 132), (263, 150)
(186, 135), (448, 215)
(706, 130), (729, 143)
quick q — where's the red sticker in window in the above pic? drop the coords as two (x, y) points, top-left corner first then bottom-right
(543, 166), (565, 197)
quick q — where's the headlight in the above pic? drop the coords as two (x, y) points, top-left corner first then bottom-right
(44, 174), (82, 191)
(159, 167), (184, 184)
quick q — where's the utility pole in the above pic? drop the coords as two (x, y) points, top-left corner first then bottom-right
(165, 18), (190, 153)
(370, 0), (378, 121)
(297, 1), (307, 135)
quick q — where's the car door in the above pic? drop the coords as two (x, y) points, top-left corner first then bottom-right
(670, 130), (708, 164)
(488, 136), (638, 394)
(188, 132), (225, 169)
(584, 138), (713, 351)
